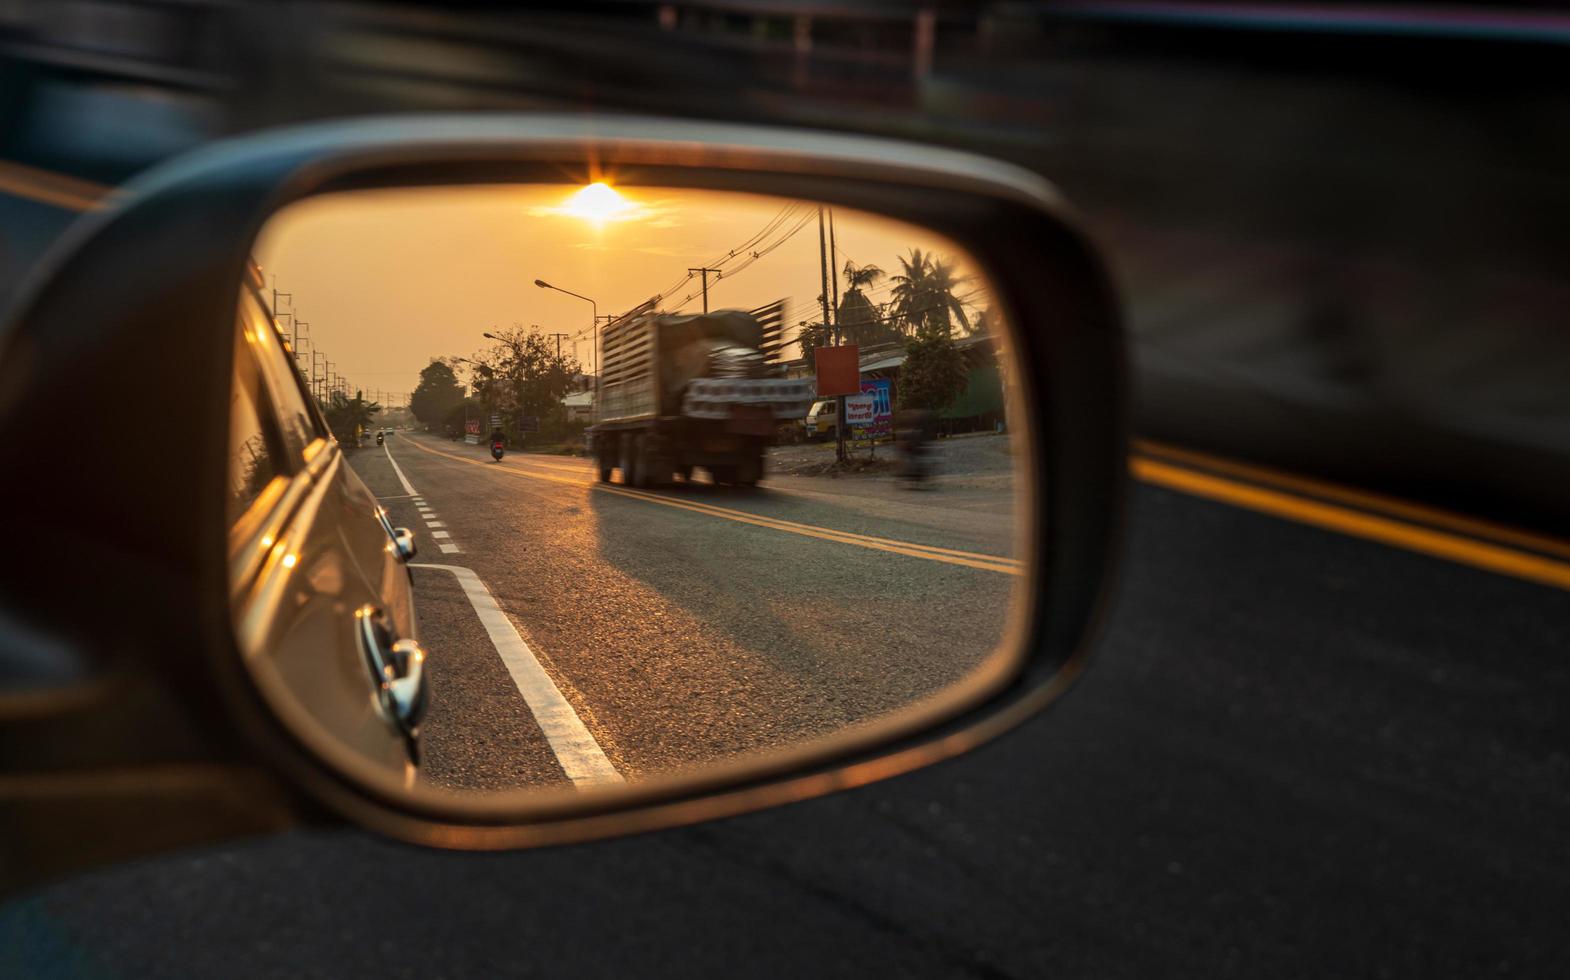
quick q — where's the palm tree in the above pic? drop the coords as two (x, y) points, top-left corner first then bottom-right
(890, 249), (971, 339)
(843, 260), (884, 292)
(888, 248), (928, 335)
(837, 260), (894, 346)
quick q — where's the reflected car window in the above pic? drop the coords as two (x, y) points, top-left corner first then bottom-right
(241, 289), (317, 462)
(228, 320), (284, 527)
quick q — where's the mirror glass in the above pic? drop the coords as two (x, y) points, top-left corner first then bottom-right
(234, 182), (1031, 798)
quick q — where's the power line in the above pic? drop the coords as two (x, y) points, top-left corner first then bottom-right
(638, 203), (809, 314)
(667, 209), (817, 312)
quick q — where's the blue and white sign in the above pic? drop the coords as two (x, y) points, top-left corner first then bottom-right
(856, 378), (893, 439)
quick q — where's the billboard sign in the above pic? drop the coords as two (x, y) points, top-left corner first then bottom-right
(843, 394), (876, 426)
(813, 345), (860, 397)
(854, 378), (893, 439)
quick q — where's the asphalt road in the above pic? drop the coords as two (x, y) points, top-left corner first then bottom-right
(5, 457), (1570, 977)
(356, 432), (1019, 792)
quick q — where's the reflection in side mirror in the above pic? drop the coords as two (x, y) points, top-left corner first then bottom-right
(238, 182), (1032, 805)
(392, 527), (417, 562)
(356, 605), (428, 744)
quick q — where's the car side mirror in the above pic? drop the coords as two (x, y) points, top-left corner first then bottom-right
(0, 115), (1126, 890)
(392, 528), (417, 563)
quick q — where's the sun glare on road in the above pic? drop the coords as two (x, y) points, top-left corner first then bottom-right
(557, 182), (637, 225)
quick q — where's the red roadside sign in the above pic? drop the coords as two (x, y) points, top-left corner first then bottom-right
(814, 345), (860, 397)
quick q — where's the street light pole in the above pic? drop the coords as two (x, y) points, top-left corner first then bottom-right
(534, 279), (598, 380)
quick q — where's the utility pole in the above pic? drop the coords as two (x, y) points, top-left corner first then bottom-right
(547, 332), (570, 358)
(688, 267), (722, 313)
(272, 289), (292, 335)
(817, 206), (846, 462)
(816, 207), (833, 338)
(828, 208), (840, 341)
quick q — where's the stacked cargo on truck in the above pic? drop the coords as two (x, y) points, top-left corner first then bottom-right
(589, 309), (813, 488)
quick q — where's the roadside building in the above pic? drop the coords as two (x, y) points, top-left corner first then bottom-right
(563, 389), (595, 422)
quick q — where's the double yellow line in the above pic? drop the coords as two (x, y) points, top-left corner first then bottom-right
(402, 438), (1023, 575)
(1132, 441), (1570, 592)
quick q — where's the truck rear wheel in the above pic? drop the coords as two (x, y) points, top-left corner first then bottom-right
(642, 449), (673, 488)
(736, 456), (762, 487)
(596, 436), (614, 482)
(710, 465), (738, 486)
(629, 434), (656, 489)
(619, 435), (640, 487)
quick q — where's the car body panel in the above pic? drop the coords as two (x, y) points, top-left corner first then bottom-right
(227, 284), (417, 776)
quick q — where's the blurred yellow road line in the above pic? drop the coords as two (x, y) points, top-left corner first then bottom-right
(1132, 457), (1570, 592)
(494, 451), (1022, 565)
(403, 438), (1021, 575)
(0, 160), (111, 212)
(1135, 439), (1570, 563)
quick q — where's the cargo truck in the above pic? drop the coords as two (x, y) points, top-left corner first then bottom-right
(589, 309), (814, 488)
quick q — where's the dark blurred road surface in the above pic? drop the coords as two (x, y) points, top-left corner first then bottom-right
(4, 474), (1568, 977)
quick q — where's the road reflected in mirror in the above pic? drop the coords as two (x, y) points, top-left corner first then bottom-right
(239, 183), (1031, 798)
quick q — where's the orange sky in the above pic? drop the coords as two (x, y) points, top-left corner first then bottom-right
(253, 183), (991, 399)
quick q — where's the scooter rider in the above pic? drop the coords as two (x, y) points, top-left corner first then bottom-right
(896, 408), (936, 486)
(489, 426), (506, 460)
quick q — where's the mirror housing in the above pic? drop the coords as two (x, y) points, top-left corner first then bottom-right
(0, 115), (1126, 883)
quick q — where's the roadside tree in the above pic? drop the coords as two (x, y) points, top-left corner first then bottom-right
(795, 320), (832, 359)
(409, 360), (465, 428)
(323, 390), (381, 447)
(897, 319), (966, 414)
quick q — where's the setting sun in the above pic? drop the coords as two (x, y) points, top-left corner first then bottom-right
(557, 182), (637, 224)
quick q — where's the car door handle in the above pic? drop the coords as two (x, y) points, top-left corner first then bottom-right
(356, 605), (428, 740)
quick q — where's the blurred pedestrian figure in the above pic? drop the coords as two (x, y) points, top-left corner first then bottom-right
(896, 408), (936, 487)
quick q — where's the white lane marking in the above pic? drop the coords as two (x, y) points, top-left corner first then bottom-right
(410, 563), (621, 786)
(425, 521), (447, 528)
(431, 530), (451, 539)
(384, 442), (418, 495)
(439, 543), (461, 554)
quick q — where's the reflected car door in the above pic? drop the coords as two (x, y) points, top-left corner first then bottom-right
(227, 285), (419, 780)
